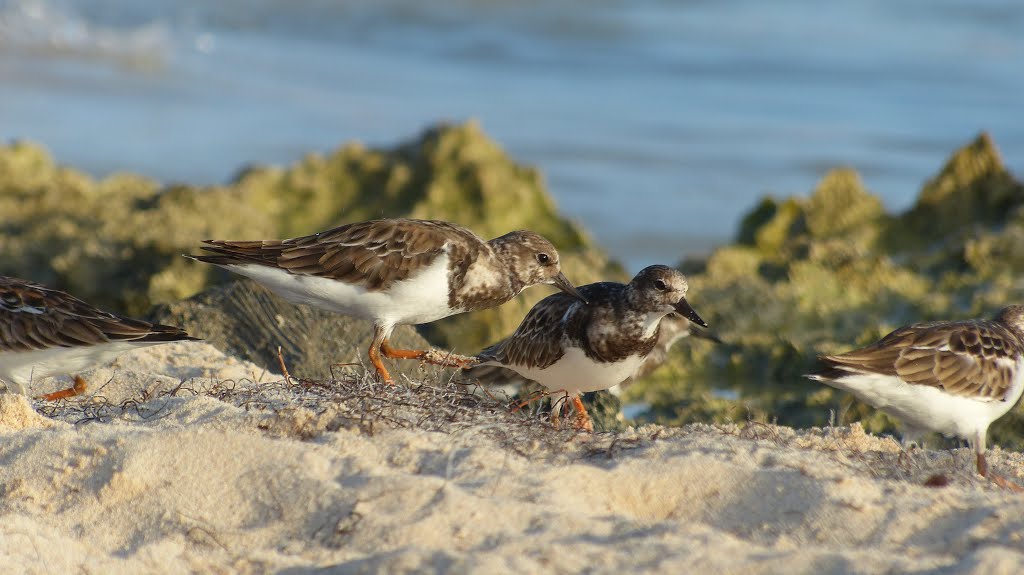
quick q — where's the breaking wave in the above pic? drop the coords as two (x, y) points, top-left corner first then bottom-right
(0, 0), (170, 69)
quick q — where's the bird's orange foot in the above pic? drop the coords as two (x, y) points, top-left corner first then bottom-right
(37, 375), (88, 401)
(372, 364), (396, 386)
(511, 389), (555, 414)
(975, 452), (1024, 492)
(990, 473), (1024, 493)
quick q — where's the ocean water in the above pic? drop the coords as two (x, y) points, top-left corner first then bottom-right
(1, 0), (1021, 270)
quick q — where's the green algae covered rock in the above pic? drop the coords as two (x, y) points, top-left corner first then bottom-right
(901, 132), (1024, 243)
(0, 121), (620, 354)
(804, 168), (885, 243)
(736, 168), (884, 262)
(738, 196), (806, 256)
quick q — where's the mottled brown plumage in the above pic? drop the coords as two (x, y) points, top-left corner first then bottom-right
(198, 220), (477, 294)
(0, 277), (195, 354)
(462, 312), (722, 396)
(0, 276), (198, 397)
(818, 313), (1024, 401)
(808, 305), (1024, 486)
(192, 219), (578, 313)
(468, 265), (707, 431)
(188, 218), (583, 383)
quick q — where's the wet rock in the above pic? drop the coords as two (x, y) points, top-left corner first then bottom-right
(149, 280), (434, 381)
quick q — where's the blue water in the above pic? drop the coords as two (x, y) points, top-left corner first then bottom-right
(1, 0), (1022, 270)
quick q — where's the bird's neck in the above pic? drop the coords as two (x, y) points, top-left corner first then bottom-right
(487, 238), (526, 296)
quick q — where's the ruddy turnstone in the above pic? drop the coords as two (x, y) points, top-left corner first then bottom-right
(186, 218), (584, 384)
(0, 276), (199, 399)
(465, 265), (707, 431)
(807, 305), (1024, 487)
(467, 312), (722, 397)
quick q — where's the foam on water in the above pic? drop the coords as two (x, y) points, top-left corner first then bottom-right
(0, 0), (169, 68)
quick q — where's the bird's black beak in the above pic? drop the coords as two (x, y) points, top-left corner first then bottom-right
(550, 272), (588, 304)
(674, 296), (707, 327)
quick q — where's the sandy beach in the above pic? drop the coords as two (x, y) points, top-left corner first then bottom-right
(1, 343), (1022, 574)
(4, 2), (1023, 572)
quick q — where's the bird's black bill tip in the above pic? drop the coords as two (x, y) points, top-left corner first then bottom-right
(674, 297), (707, 327)
(550, 272), (588, 304)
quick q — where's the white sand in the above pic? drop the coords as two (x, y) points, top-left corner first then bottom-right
(2, 343), (1024, 574)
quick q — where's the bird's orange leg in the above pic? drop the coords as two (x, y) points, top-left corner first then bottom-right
(978, 450), (1024, 492)
(380, 339), (476, 368)
(571, 396), (595, 433)
(36, 375), (88, 401)
(367, 343), (395, 385)
(368, 326), (396, 385)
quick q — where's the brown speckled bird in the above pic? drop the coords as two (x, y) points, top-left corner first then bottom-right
(808, 305), (1024, 489)
(187, 219), (584, 384)
(0, 276), (198, 400)
(466, 265), (706, 431)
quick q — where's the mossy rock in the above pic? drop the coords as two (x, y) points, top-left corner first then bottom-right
(0, 121), (618, 353)
(901, 132), (1024, 241)
(735, 196), (807, 257)
(804, 168), (884, 246)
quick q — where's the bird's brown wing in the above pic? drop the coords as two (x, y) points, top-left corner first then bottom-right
(822, 320), (1021, 401)
(196, 219), (483, 291)
(0, 277), (194, 353)
(475, 292), (583, 370)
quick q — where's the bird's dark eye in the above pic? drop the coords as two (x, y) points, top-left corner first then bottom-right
(536, 253), (551, 265)
(654, 280), (668, 291)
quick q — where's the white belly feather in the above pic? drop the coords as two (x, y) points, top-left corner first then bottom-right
(495, 347), (646, 398)
(816, 363), (1024, 440)
(0, 342), (166, 395)
(224, 254), (454, 328)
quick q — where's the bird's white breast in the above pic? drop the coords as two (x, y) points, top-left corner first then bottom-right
(496, 347), (646, 398)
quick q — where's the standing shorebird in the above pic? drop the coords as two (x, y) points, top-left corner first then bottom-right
(465, 311), (722, 399)
(807, 305), (1024, 489)
(0, 276), (199, 400)
(187, 219), (584, 384)
(465, 265), (707, 431)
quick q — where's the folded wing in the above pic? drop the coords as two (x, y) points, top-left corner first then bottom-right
(822, 321), (1020, 401)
